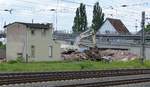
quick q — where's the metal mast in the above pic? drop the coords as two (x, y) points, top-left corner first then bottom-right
(141, 11), (145, 64)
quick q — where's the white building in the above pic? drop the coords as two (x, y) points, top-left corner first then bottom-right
(97, 18), (130, 35)
(95, 18), (132, 44)
(4, 22), (61, 62)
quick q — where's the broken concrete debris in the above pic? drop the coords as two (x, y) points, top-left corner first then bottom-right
(61, 49), (139, 61)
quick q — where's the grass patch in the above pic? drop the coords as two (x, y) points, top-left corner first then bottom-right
(0, 60), (150, 72)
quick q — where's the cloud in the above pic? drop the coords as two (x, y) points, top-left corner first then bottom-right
(0, 0), (13, 8)
(0, 0), (149, 32)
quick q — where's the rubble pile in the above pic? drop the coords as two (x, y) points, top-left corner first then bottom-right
(62, 48), (139, 61)
(62, 52), (88, 61)
(84, 48), (102, 61)
(101, 50), (139, 61)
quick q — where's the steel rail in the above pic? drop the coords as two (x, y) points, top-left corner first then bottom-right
(59, 78), (150, 87)
(0, 69), (150, 85)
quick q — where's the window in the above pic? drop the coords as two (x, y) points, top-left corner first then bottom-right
(31, 45), (35, 58)
(71, 41), (74, 45)
(17, 53), (23, 58)
(105, 30), (110, 34)
(31, 30), (35, 35)
(48, 46), (52, 57)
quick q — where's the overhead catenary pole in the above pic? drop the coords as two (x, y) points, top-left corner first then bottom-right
(141, 11), (145, 64)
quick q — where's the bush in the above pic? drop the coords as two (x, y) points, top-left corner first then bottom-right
(7, 60), (18, 64)
(16, 57), (24, 63)
(79, 63), (93, 70)
(7, 57), (24, 64)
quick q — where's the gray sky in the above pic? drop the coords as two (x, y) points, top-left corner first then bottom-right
(0, 0), (150, 33)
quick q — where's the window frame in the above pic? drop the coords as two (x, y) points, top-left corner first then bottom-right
(31, 45), (35, 58)
(48, 45), (52, 57)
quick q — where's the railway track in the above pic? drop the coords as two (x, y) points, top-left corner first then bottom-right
(59, 78), (150, 87)
(0, 69), (150, 86)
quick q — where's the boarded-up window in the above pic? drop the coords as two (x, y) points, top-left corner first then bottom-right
(31, 45), (35, 58)
(31, 30), (35, 35)
(49, 46), (52, 57)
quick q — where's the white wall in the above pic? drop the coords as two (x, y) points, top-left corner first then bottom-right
(27, 27), (61, 62)
(97, 20), (118, 34)
(6, 23), (61, 62)
(6, 23), (27, 61)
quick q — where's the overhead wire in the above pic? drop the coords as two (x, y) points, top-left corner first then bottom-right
(1, 0), (149, 31)
(14, 0), (75, 12)
(11, 0), (143, 16)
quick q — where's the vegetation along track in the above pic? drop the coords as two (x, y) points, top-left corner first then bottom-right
(0, 69), (150, 86)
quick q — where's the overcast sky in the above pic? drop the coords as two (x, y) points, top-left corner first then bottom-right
(0, 0), (150, 33)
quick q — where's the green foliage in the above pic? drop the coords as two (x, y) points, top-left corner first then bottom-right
(0, 41), (5, 48)
(0, 42), (2, 46)
(91, 2), (104, 33)
(145, 24), (150, 32)
(0, 60), (150, 72)
(72, 3), (88, 33)
(7, 60), (18, 64)
(72, 8), (80, 33)
(16, 57), (24, 63)
(7, 57), (24, 64)
(78, 61), (94, 70)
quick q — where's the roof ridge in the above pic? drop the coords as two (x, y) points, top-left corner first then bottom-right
(4, 22), (52, 29)
(14, 22), (50, 25)
(106, 18), (130, 34)
(106, 18), (121, 21)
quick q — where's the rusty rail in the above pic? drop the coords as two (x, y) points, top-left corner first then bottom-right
(0, 69), (150, 86)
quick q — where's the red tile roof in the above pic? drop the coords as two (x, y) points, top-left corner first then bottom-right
(106, 18), (130, 34)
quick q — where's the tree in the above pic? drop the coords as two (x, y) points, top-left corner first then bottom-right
(72, 3), (88, 33)
(0, 41), (5, 48)
(72, 8), (80, 33)
(79, 3), (88, 32)
(145, 24), (150, 32)
(91, 2), (104, 33)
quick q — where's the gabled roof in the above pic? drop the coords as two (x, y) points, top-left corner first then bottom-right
(4, 22), (52, 29)
(106, 18), (130, 34)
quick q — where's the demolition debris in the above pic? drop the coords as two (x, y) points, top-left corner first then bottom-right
(62, 49), (139, 62)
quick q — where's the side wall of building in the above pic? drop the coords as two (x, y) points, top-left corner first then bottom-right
(26, 26), (61, 62)
(6, 23), (27, 61)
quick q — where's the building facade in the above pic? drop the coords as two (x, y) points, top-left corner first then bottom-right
(97, 18), (130, 35)
(4, 22), (61, 62)
(96, 18), (132, 44)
